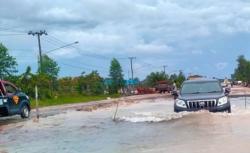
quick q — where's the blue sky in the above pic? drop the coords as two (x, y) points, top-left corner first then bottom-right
(1, 0), (250, 80)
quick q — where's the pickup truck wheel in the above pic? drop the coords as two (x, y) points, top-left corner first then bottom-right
(227, 107), (231, 113)
(20, 105), (30, 119)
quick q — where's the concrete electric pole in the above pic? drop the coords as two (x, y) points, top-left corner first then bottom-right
(128, 57), (136, 82)
(28, 30), (47, 120)
(163, 65), (167, 75)
(28, 30), (48, 73)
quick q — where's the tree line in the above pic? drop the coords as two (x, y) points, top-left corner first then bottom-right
(232, 55), (250, 85)
(0, 43), (186, 100)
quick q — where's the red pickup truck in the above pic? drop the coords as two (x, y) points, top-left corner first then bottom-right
(0, 80), (31, 118)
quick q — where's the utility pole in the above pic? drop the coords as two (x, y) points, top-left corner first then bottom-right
(128, 57), (136, 82)
(35, 85), (39, 120)
(163, 65), (167, 75)
(28, 30), (47, 73)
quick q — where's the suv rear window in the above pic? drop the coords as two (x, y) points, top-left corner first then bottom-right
(181, 81), (222, 94)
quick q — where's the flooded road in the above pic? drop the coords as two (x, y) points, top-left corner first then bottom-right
(1, 96), (250, 153)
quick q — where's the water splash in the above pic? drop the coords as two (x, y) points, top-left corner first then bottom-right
(117, 112), (190, 123)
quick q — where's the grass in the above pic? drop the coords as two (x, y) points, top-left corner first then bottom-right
(30, 94), (120, 108)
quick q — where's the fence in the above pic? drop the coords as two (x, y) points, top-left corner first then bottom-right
(229, 94), (250, 109)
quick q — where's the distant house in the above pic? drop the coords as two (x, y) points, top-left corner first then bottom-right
(187, 75), (204, 80)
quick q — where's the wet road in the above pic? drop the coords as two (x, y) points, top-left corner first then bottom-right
(1, 96), (250, 153)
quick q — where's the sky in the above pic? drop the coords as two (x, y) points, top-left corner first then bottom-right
(1, 0), (250, 80)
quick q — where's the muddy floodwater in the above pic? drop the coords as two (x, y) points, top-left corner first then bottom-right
(1, 97), (250, 153)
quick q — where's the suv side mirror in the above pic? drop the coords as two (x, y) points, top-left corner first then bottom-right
(225, 87), (230, 96)
(172, 91), (179, 99)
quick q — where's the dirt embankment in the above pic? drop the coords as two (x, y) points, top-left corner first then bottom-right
(32, 94), (172, 117)
(230, 86), (250, 97)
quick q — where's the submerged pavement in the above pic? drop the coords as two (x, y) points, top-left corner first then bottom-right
(1, 95), (250, 153)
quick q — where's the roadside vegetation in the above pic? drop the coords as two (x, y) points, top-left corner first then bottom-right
(232, 55), (250, 86)
(30, 94), (120, 108)
(143, 71), (185, 88)
(0, 43), (185, 107)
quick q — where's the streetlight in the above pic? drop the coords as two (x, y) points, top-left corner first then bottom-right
(45, 41), (79, 54)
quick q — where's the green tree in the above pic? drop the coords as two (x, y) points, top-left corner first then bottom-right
(85, 71), (104, 94)
(234, 55), (250, 84)
(22, 66), (32, 80)
(19, 66), (35, 96)
(169, 74), (178, 82)
(176, 71), (186, 88)
(0, 43), (17, 78)
(144, 71), (169, 87)
(109, 58), (124, 94)
(58, 77), (77, 94)
(35, 73), (54, 99)
(38, 54), (60, 78)
(77, 71), (104, 95)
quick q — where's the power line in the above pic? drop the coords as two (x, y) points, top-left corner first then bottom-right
(41, 37), (108, 70)
(44, 36), (65, 47)
(43, 37), (108, 70)
(116, 57), (129, 60)
(48, 35), (137, 62)
(47, 35), (66, 45)
(40, 35), (167, 78)
(60, 62), (93, 71)
(8, 49), (34, 52)
(0, 33), (26, 36)
(134, 59), (161, 71)
(45, 41), (79, 54)
(48, 35), (112, 60)
(0, 22), (28, 34)
(0, 28), (26, 33)
(59, 62), (109, 75)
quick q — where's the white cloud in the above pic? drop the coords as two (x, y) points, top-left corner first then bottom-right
(50, 48), (80, 59)
(39, 7), (82, 23)
(131, 43), (173, 54)
(215, 62), (228, 70)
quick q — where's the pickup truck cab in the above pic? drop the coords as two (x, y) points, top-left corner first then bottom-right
(173, 79), (231, 113)
(155, 81), (174, 93)
(0, 80), (31, 118)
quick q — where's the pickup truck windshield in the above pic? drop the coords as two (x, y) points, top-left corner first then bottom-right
(181, 81), (222, 94)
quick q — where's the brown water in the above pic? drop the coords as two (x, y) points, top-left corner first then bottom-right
(1, 97), (250, 153)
